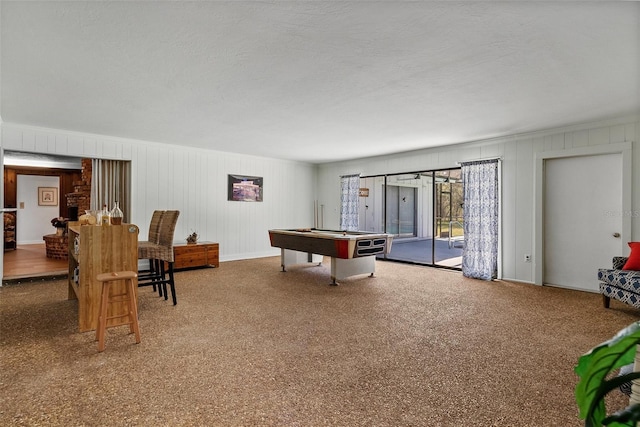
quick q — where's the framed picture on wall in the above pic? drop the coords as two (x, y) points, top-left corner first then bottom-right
(228, 174), (263, 202)
(38, 187), (58, 206)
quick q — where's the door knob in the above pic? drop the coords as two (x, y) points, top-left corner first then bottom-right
(613, 232), (621, 238)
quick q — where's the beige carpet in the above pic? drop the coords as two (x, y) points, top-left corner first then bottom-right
(1, 257), (638, 426)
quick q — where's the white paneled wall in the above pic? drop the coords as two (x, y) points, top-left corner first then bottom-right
(1, 115), (638, 284)
(1, 124), (318, 273)
(317, 115), (640, 284)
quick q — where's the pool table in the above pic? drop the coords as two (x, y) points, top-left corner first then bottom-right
(268, 228), (393, 285)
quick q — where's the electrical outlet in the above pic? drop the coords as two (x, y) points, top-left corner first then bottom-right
(524, 254), (531, 262)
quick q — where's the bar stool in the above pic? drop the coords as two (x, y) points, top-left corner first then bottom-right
(137, 210), (165, 296)
(96, 271), (141, 352)
(137, 210), (180, 305)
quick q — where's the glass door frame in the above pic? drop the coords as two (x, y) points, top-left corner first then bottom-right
(360, 167), (462, 270)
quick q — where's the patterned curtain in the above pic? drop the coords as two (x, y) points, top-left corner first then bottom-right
(461, 160), (499, 280)
(90, 159), (131, 222)
(340, 174), (360, 231)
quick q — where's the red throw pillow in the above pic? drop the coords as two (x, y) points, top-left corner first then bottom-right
(622, 242), (640, 270)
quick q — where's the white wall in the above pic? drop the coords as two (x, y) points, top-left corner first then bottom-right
(0, 123), (318, 270)
(317, 115), (640, 284)
(16, 174), (60, 244)
(128, 142), (318, 261)
(1, 115), (638, 284)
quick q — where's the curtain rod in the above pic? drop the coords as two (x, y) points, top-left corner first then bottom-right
(456, 156), (503, 165)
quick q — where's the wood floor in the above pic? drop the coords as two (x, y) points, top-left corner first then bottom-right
(3, 244), (68, 281)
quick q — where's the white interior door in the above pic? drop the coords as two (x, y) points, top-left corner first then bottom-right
(544, 153), (622, 292)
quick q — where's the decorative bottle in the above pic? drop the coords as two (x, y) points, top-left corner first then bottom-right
(101, 204), (111, 226)
(110, 201), (123, 225)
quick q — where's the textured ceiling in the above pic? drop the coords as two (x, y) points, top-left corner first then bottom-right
(1, 1), (639, 164)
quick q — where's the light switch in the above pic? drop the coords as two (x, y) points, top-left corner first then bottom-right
(19, 202), (25, 209)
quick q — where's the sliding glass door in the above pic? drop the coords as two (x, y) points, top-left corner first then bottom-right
(359, 168), (463, 269)
(386, 182), (417, 238)
(434, 169), (463, 267)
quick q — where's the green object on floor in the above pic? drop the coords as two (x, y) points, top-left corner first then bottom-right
(575, 321), (640, 426)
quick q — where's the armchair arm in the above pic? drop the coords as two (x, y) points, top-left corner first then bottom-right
(598, 268), (640, 282)
(614, 257), (629, 270)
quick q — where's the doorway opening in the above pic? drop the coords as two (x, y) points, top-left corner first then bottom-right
(2, 151), (131, 281)
(3, 152), (83, 280)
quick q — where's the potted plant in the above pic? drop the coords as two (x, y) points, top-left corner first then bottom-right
(186, 231), (198, 244)
(51, 217), (68, 236)
(575, 321), (640, 426)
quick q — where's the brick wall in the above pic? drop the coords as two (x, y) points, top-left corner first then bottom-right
(43, 234), (68, 260)
(65, 158), (92, 214)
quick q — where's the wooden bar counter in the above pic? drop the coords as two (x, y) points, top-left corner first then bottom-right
(67, 222), (139, 332)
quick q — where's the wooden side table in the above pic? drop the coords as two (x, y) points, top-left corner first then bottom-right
(172, 241), (219, 270)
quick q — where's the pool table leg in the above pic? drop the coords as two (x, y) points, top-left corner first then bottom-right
(280, 248), (323, 272)
(330, 256), (376, 285)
